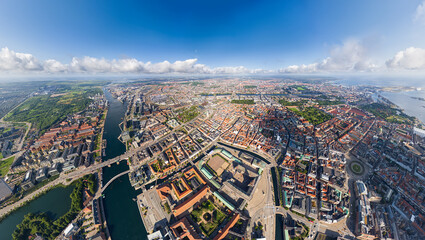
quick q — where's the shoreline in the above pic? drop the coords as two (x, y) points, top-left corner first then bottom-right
(0, 179), (74, 222)
(376, 90), (425, 126)
(0, 92), (109, 226)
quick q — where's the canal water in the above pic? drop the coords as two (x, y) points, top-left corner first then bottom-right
(275, 214), (284, 240)
(102, 89), (147, 240)
(0, 88), (147, 240)
(271, 166), (285, 240)
(0, 184), (75, 239)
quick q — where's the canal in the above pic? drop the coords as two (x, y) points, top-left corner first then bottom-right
(102, 89), (147, 240)
(0, 184), (75, 238)
(271, 166), (284, 240)
(0, 88), (148, 240)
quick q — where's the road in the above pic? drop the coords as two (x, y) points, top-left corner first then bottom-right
(246, 165), (275, 239)
(0, 155), (129, 218)
(275, 205), (354, 239)
(0, 105), (211, 219)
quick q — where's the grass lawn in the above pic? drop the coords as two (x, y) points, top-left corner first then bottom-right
(0, 156), (15, 176)
(200, 209), (227, 236)
(350, 161), (364, 175)
(191, 200), (227, 237)
(0, 152), (3, 159)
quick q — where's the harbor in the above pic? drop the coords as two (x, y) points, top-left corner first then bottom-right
(101, 88), (148, 240)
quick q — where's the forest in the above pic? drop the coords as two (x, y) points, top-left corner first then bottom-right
(279, 99), (307, 106)
(289, 107), (333, 125)
(231, 99), (255, 104)
(360, 103), (415, 125)
(177, 105), (200, 123)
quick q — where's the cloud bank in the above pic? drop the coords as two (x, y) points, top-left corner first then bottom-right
(0, 47), (261, 75)
(3, 44), (425, 75)
(279, 39), (378, 73)
(386, 47), (425, 70)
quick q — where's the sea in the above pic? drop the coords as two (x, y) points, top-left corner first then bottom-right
(333, 76), (425, 124)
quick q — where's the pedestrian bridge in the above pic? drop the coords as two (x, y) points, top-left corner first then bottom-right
(101, 170), (130, 192)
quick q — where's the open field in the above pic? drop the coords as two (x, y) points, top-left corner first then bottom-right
(4, 87), (102, 130)
(0, 156), (14, 176)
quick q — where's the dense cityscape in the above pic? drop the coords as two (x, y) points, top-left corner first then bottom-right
(0, 77), (424, 240)
(2, 1), (425, 240)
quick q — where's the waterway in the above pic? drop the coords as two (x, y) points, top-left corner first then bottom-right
(271, 166), (285, 240)
(275, 214), (284, 240)
(334, 76), (425, 124)
(380, 91), (425, 124)
(102, 89), (147, 240)
(0, 184), (75, 239)
(0, 88), (148, 240)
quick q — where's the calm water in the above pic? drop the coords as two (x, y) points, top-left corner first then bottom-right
(380, 91), (425, 124)
(334, 76), (425, 124)
(0, 88), (148, 240)
(275, 214), (284, 240)
(334, 76), (425, 88)
(102, 89), (147, 240)
(0, 184), (75, 239)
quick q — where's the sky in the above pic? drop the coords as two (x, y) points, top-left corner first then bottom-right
(1, 0), (425, 75)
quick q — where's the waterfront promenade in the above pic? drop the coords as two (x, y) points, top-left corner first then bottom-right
(0, 150), (133, 219)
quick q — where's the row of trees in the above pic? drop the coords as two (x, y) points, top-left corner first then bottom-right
(231, 99), (255, 105)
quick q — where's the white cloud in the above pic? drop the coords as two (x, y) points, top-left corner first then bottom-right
(280, 39), (378, 73)
(414, 1), (425, 25)
(386, 47), (425, 70)
(0, 47), (262, 75)
(44, 59), (67, 72)
(0, 47), (43, 71)
(7, 45), (425, 75)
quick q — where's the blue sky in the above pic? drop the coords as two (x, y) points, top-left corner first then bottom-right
(1, 0), (425, 74)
